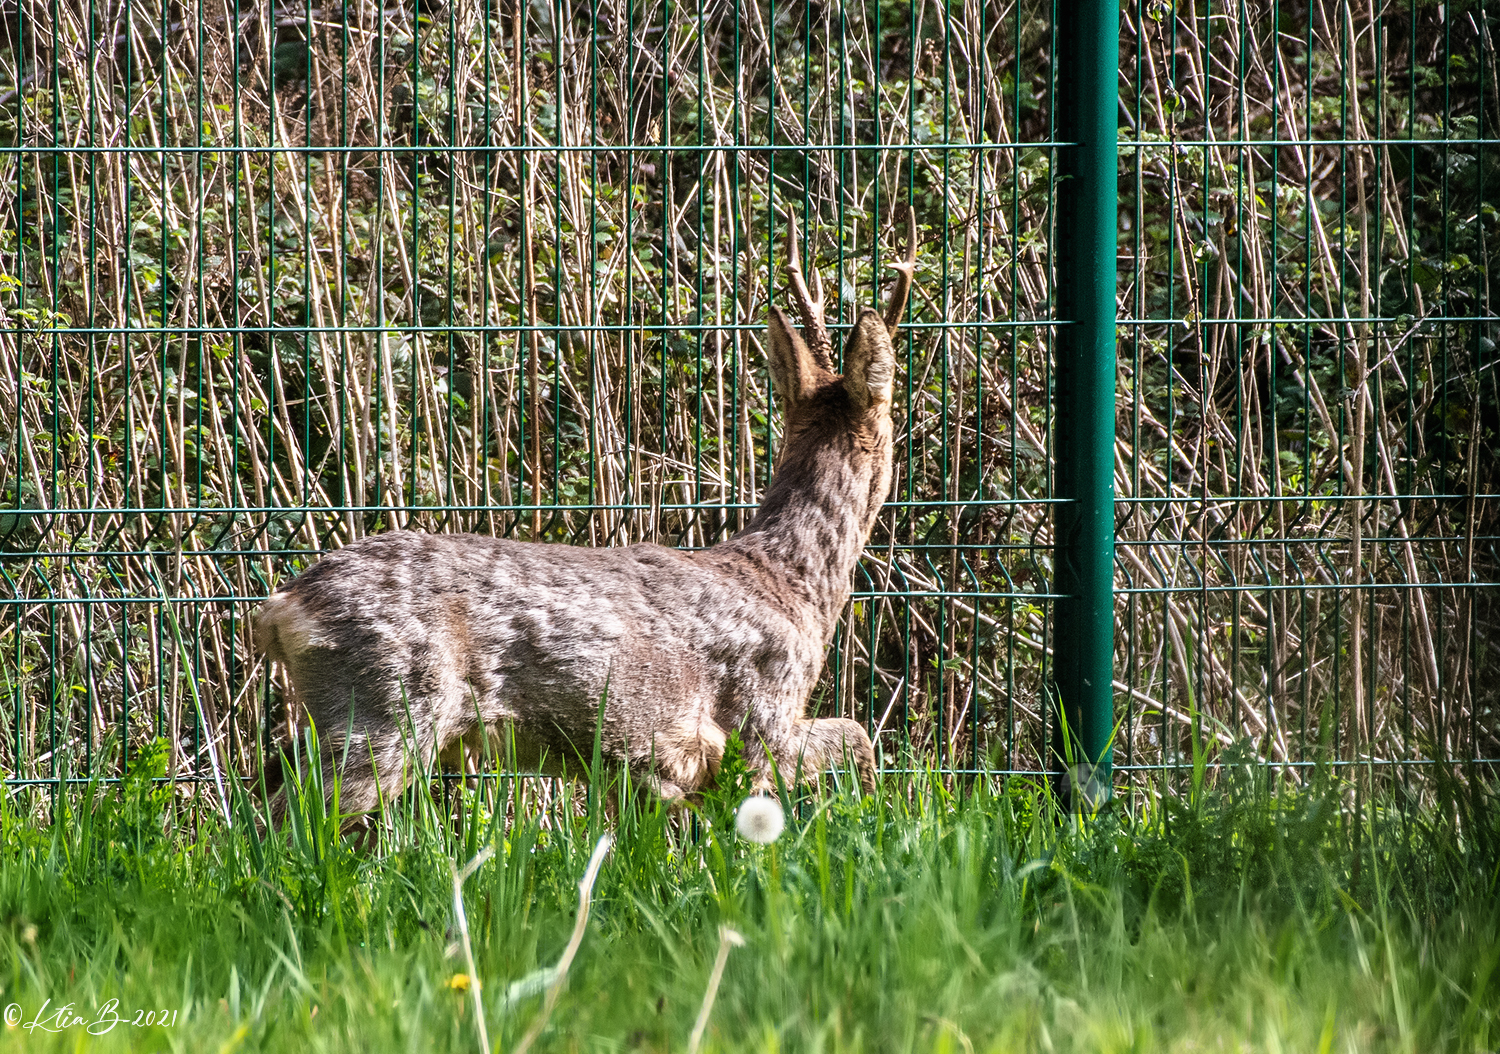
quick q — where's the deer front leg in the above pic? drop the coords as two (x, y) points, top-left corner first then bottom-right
(642, 712), (729, 799)
(799, 718), (877, 793)
(750, 718), (876, 795)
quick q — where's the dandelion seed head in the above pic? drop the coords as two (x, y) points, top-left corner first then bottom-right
(735, 795), (785, 843)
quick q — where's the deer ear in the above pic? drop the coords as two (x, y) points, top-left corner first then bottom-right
(842, 309), (896, 412)
(766, 305), (821, 406)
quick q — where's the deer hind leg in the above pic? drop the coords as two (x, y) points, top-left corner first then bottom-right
(278, 666), (450, 823)
(266, 721), (407, 827)
(262, 598), (471, 824)
(303, 710), (444, 818)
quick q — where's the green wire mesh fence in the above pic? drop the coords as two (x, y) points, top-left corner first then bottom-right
(1, 0), (1496, 791)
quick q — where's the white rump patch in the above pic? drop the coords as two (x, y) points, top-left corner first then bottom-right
(256, 593), (332, 660)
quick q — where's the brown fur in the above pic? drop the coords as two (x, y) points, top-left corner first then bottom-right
(256, 223), (913, 817)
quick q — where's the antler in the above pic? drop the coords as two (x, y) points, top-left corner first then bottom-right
(784, 209), (836, 372)
(786, 203), (917, 365)
(883, 203), (918, 337)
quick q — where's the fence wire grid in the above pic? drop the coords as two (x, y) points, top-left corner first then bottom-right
(1, 0), (1496, 792)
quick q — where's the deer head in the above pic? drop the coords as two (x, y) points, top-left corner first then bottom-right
(757, 205), (918, 536)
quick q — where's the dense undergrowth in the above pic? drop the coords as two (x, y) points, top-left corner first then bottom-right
(1, 741), (1497, 1053)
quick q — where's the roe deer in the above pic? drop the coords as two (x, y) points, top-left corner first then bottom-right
(255, 207), (917, 816)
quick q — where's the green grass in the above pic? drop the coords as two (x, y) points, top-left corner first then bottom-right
(1, 742), (1497, 1053)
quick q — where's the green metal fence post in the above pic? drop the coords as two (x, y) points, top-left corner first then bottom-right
(1053, 0), (1118, 806)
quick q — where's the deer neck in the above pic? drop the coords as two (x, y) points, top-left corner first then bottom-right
(726, 423), (890, 632)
